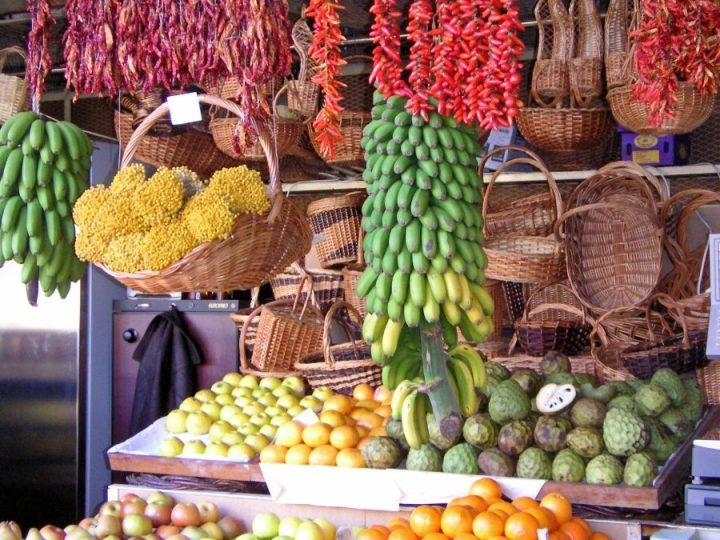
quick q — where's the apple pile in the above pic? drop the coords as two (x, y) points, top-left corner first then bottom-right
(247, 513), (336, 540)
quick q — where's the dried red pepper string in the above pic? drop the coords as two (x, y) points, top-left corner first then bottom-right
(370, 0), (411, 99)
(307, 0), (346, 159)
(406, 0), (435, 119)
(26, 0), (55, 104)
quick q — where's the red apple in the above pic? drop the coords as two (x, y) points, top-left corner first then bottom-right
(99, 502), (122, 518)
(216, 516), (244, 540)
(171, 504), (201, 528)
(78, 518), (96, 532)
(122, 500), (148, 519)
(95, 515), (122, 539)
(122, 515), (153, 537)
(180, 527), (206, 540)
(146, 491), (174, 507)
(196, 502), (220, 524)
(39, 525), (66, 540)
(145, 502), (173, 527)
(155, 526), (182, 540)
(199, 522), (223, 540)
(143, 534), (162, 540)
(164, 534), (190, 540)
(121, 493), (143, 504)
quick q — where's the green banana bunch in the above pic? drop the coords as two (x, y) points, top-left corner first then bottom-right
(0, 111), (91, 301)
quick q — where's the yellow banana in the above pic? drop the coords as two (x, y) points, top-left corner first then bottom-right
(423, 287), (441, 323)
(442, 300), (462, 326)
(391, 379), (419, 419)
(450, 343), (488, 390)
(457, 273), (473, 310)
(448, 357), (480, 416)
(382, 318), (404, 357)
(470, 283), (495, 316)
(401, 389), (425, 449)
(426, 267), (447, 304)
(443, 269), (462, 305)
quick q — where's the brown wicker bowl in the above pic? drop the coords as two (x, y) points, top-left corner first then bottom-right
(516, 107), (616, 152)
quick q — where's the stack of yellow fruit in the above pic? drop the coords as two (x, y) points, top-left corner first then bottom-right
(73, 164), (270, 272)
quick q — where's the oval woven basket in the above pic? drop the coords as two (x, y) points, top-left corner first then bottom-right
(0, 46), (29, 123)
(516, 106), (616, 152)
(102, 95), (313, 294)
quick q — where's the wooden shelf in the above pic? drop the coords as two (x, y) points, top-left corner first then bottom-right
(282, 163), (720, 194)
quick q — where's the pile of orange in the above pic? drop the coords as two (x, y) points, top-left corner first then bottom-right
(259, 384), (393, 468)
(355, 479), (613, 540)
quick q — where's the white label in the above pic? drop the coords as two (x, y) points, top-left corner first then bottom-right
(166, 92), (202, 125)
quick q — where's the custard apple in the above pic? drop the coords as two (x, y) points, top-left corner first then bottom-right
(428, 413), (460, 450)
(533, 415), (569, 452)
(585, 454), (623, 485)
(607, 395), (637, 414)
(644, 417), (678, 464)
(478, 448), (516, 477)
(406, 443), (443, 472)
(541, 351), (572, 374)
(566, 427), (605, 458)
(361, 437), (403, 469)
(463, 414), (499, 450)
(516, 447), (553, 480)
(443, 443), (479, 474)
(603, 408), (649, 457)
(488, 379), (531, 424)
(650, 369), (686, 406)
(624, 452), (657, 487)
(634, 384), (671, 417)
(570, 398), (606, 428)
(497, 420), (533, 457)
(659, 407), (694, 439)
(552, 448), (585, 483)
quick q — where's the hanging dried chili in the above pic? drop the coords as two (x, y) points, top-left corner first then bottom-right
(406, 0), (435, 119)
(26, 0), (55, 103)
(370, 0), (411, 98)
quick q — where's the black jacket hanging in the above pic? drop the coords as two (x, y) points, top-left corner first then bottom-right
(128, 306), (203, 437)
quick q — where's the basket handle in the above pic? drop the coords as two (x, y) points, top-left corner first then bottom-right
(646, 292), (691, 347)
(522, 301), (588, 324)
(322, 300), (364, 368)
(554, 200), (662, 242)
(523, 281), (579, 313)
(589, 304), (674, 351)
(597, 161), (669, 203)
(660, 189), (720, 268)
(479, 145), (563, 227)
(120, 94), (285, 223)
(0, 46), (28, 77)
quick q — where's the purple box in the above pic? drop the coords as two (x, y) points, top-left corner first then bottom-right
(619, 127), (691, 166)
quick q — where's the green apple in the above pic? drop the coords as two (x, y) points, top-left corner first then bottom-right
(282, 376), (307, 397)
(264, 406), (285, 418)
(222, 372), (244, 386)
(214, 394), (235, 406)
(232, 386), (253, 398)
(252, 387), (268, 399)
(244, 433), (270, 452)
(211, 381), (233, 395)
(313, 519), (336, 540)
(122, 515), (153, 537)
(186, 411), (213, 435)
(286, 406), (304, 418)
(209, 420), (234, 443)
(299, 396), (323, 412)
(278, 517), (303, 538)
(199, 522), (224, 540)
(200, 401), (222, 422)
(259, 424), (278, 440)
(235, 396), (254, 408)
(271, 385), (293, 399)
(146, 491), (174, 506)
(270, 413), (293, 427)
(228, 443), (257, 461)
(181, 439), (206, 456)
(238, 423), (260, 436)
(195, 389), (218, 403)
(259, 376), (282, 391)
(312, 387), (334, 402)
(252, 513), (280, 539)
(220, 405), (244, 422)
(239, 374), (259, 389)
(272, 536), (293, 540)
(243, 403), (265, 416)
(257, 394), (278, 408)
(181, 526), (207, 540)
(158, 436), (185, 457)
(250, 412), (271, 427)
(205, 442), (229, 457)
(276, 395), (300, 410)
(179, 397), (203, 413)
(95, 515), (122, 538)
(235, 534), (259, 540)
(294, 521), (324, 540)
(165, 410), (189, 433)
(228, 412), (251, 429)
(221, 431), (245, 446)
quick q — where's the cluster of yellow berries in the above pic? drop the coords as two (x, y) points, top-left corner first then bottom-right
(73, 164), (270, 273)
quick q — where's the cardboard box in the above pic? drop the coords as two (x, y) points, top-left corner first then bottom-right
(619, 128), (691, 166)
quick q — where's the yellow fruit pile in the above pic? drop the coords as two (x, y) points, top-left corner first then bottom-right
(73, 164), (270, 272)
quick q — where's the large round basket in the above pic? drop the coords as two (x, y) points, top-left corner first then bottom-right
(0, 47), (29, 123)
(608, 83), (715, 136)
(102, 95), (313, 294)
(306, 191), (365, 269)
(515, 107), (615, 152)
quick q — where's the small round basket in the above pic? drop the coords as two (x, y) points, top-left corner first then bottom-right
(0, 47), (29, 123)
(270, 262), (345, 315)
(516, 106), (615, 152)
(306, 191), (365, 269)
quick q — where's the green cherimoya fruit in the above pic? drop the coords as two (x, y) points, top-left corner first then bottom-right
(585, 454), (624, 485)
(644, 417), (678, 464)
(406, 443), (443, 472)
(516, 447), (553, 480)
(510, 368), (543, 397)
(579, 383), (616, 403)
(608, 381), (635, 397)
(485, 362), (511, 381)
(683, 377), (704, 422)
(497, 420), (533, 457)
(634, 384), (671, 417)
(428, 412), (461, 451)
(478, 447), (516, 477)
(552, 448), (586, 483)
(541, 351), (572, 374)
(624, 452), (657, 487)
(650, 369), (686, 406)
(443, 443), (479, 474)
(488, 379), (531, 424)
(463, 414), (499, 450)
(482, 375), (503, 399)
(543, 372), (577, 388)
(566, 427), (605, 458)
(361, 436), (403, 469)
(607, 395), (637, 414)
(574, 373), (599, 387)
(603, 408), (650, 457)
(570, 398), (606, 428)
(659, 407), (694, 439)
(533, 415), (569, 452)
(535, 383), (576, 414)
(386, 418), (411, 450)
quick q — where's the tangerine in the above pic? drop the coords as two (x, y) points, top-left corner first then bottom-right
(504, 512), (539, 540)
(511, 497), (539, 511)
(387, 529), (418, 540)
(319, 409), (348, 428)
(275, 420), (305, 447)
(375, 404), (392, 418)
(357, 435), (374, 449)
(308, 444), (339, 466)
(409, 506), (442, 537)
(356, 529), (386, 540)
(488, 502), (517, 518)
(568, 518), (591, 535)
(350, 407), (373, 420)
(284, 443), (312, 464)
(356, 426), (370, 438)
(336, 447), (366, 468)
(330, 425), (360, 449)
(353, 383), (376, 401)
(469, 478), (503, 501)
(449, 495), (488, 513)
(548, 532), (571, 540)
(540, 493), (573, 526)
(374, 385), (393, 402)
(386, 518), (410, 531)
(454, 534), (478, 540)
(323, 394), (355, 415)
(472, 512), (506, 540)
(302, 422), (333, 448)
(440, 505), (476, 538)
(487, 510), (509, 522)
(369, 426), (388, 437)
(422, 533), (451, 540)
(558, 522), (590, 540)
(258, 444), (288, 464)
(370, 525), (391, 539)
(356, 399), (381, 411)
(523, 507), (557, 532)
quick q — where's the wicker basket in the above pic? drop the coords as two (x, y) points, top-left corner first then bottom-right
(516, 107), (615, 152)
(604, 0), (634, 89)
(306, 191), (365, 269)
(0, 47), (29, 123)
(492, 353), (595, 375)
(532, 0), (574, 108)
(239, 288), (324, 375)
(287, 14), (320, 118)
(484, 236), (566, 284)
(103, 95), (313, 294)
(295, 301), (382, 394)
(480, 146), (564, 238)
(308, 111), (370, 168)
(697, 361), (720, 405)
(568, 0), (604, 107)
(342, 227), (367, 319)
(229, 288), (261, 357)
(270, 262), (345, 315)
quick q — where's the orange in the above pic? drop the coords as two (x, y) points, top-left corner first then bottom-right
(369, 426), (388, 437)
(356, 426), (370, 438)
(568, 518), (590, 535)
(453, 534), (478, 540)
(484, 497), (505, 505)
(259, 444), (288, 464)
(470, 478), (503, 500)
(387, 518), (410, 531)
(558, 522), (590, 540)
(409, 506), (442, 537)
(353, 383), (376, 401)
(350, 407), (373, 420)
(422, 533), (451, 540)
(375, 404), (392, 418)
(549, 533), (571, 540)
(336, 447), (366, 468)
(589, 534), (611, 540)
(319, 409), (348, 428)
(374, 385), (393, 402)
(275, 420), (305, 447)
(540, 493), (573, 526)
(487, 537), (509, 540)
(308, 444), (338, 466)
(488, 502), (517, 518)
(449, 495), (488, 513)
(524, 507), (557, 532)
(488, 510), (509, 522)
(387, 528), (418, 540)
(440, 505), (476, 538)
(330, 425), (360, 449)
(356, 399), (381, 411)
(472, 512), (506, 540)
(511, 497), (539, 511)
(356, 529), (387, 540)
(284, 443), (312, 464)
(323, 394), (355, 415)
(370, 526), (391, 539)
(302, 422), (333, 448)
(504, 512), (539, 540)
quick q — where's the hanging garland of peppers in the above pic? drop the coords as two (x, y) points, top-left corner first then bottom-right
(405, 0), (435, 119)
(369, 0), (411, 99)
(26, 0), (55, 103)
(631, 0), (720, 126)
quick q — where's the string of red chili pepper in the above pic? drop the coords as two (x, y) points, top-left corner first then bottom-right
(369, 0), (411, 99)
(428, 0), (460, 118)
(26, 0), (55, 103)
(307, 0), (346, 159)
(405, 0), (435, 119)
